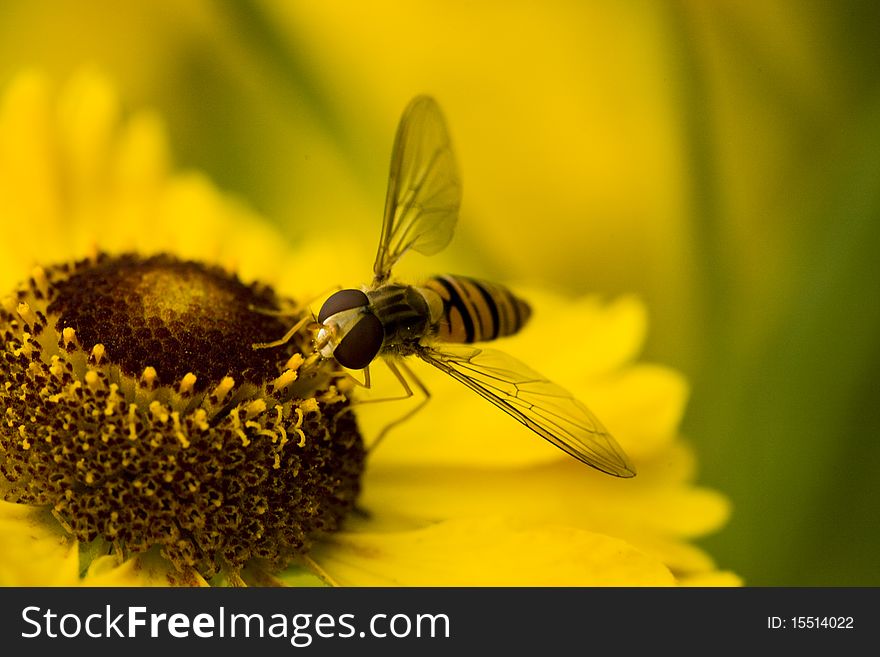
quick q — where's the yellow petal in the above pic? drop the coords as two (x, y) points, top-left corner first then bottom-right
(57, 70), (119, 213)
(0, 503), (80, 585)
(114, 110), (170, 194)
(0, 71), (67, 279)
(583, 363), (690, 459)
(619, 534), (719, 575)
(504, 292), (649, 378)
(363, 442), (730, 540)
(310, 517), (675, 586)
(678, 571), (744, 587)
(148, 174), (290, 286)
(276, 568), (328, 588)
(277, 237), (372, 302)
(85, 552), (210, 587)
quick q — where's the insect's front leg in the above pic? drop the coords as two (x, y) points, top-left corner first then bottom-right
(251, 314), (312, 350)
(251, 285), (343, 349)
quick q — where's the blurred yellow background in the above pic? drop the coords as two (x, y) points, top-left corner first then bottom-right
(1, 0), (878, 586)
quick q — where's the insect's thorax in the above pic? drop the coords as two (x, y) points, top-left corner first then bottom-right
(367, 275), (532, 353)
(366, 283), (440, 354)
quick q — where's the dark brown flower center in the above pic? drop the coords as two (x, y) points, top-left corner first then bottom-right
(0, 253), (364, 582)
(47, 253), (291, 391)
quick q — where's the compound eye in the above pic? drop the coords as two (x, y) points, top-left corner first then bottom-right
(318, 289), (369, 324)
(333, 313), (384, 370)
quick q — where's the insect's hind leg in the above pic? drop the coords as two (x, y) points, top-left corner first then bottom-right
(334, 359), (431, 453)
(368, 360), (431, 453)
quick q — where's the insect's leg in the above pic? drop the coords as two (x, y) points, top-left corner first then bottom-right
(329, 364), (379, 428)
(338, 361), (409, 407)
(252, 315), (312, 350)
(340, 365), (371, 389)
(331, 360), (430, 449)
(251, 285), (345, 349)
(369, 360), (431, 453)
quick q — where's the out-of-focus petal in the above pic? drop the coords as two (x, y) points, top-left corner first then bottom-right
(0, 503), (79, 586)
(311, 517), (675, 586)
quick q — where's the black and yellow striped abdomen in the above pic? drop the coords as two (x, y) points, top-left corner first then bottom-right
(422, 274), (531, 344)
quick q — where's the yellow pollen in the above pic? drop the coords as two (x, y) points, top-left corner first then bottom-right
(229, 412), (251, 446)
(172, 412), (190, 448)
(284, 353), (305, 371)
(289, 407), (306, 446)
(16, 302), (37, 326)
(128, 404), (139, 440)
(149, 400), (169, 423)
(62, 326), (77, 349)
(179, 372), (198, 395)
(272, 368), (298, 390)
(48, 355), (64, 380)
(245, 399), (267, 419)
(207, 376), (235, 408)
(84, 370), (101, 391)
(191, 408), (209, 431)
(14, 334), (33, 359)
(31, 266), (50, 299)
(18, 426), (31, 450)
(140, 366), (158, 388)
(90, 344), (106, 365)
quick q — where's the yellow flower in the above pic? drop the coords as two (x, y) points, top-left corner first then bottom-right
(0, 71), (738, 586)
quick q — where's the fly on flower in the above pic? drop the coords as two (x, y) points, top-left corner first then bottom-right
(261, 96), (636, 478)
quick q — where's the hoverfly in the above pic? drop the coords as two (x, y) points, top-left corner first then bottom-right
(280, 96), (635, 478)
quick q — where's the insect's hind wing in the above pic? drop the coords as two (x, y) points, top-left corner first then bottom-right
(417, 345), (637, 478)
(373, 95), (461, 285)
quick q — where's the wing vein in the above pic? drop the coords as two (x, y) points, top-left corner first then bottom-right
(417, 346), (636, 477)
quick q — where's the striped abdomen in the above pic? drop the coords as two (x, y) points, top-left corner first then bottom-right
(422, 274), (531, 344)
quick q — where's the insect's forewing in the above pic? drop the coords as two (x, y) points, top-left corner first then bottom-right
(373, 95), (461, 285)
(418, 346), (637, 478)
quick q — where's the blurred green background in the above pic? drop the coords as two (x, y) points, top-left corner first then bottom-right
(1, 1), (878, 586)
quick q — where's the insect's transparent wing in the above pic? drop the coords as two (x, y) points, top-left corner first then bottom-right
(418, 346), (637, 478)
(373, 95), (461, 285)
